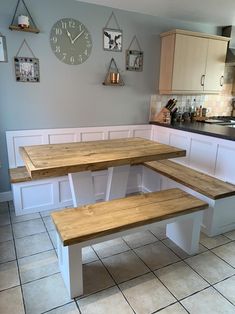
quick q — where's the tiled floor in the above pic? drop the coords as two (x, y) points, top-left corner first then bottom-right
(1, 201), (235, 314)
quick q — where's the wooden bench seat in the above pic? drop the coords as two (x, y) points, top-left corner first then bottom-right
(144, 160), (235, 200)
(143, 160), (235, 236)
(51, 188), (207, 298)
(9, 166), (31, 183)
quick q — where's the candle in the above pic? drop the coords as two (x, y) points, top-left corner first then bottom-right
(18, 15), (29, 28)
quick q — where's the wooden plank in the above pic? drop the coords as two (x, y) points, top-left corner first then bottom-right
(20, 138), (186, 179)
(144, 160), (235, 200)
(9, 167), (31, 183)
(51, 188), (207, 246)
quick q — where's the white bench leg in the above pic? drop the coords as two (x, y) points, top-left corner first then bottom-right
(105, 165), (130, 201)
(166, 211), (203, 255)
(68, 171), (95, 207)
(57, 233), (83, 298)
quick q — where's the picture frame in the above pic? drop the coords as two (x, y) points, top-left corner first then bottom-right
(103, 28), (122, 52)
(126, 50), (143, 72)
(14, 57), (40, 82)
(0, 34), (8, 62)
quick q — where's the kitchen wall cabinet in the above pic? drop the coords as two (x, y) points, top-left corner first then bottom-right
(159, 29), (229, 94)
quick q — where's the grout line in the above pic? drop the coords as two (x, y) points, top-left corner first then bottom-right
(7, 201), (27, 314)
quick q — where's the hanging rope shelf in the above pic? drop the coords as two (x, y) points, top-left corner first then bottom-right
(9, 0), (40, 33)
(103, 58), (124, 86)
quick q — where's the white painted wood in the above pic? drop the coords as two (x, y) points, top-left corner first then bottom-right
(105, 165), (130, 201)
(169, 132), (190, 164)
(166, 211), (203, 254)
(215, 143), (235, 184)
(68, 171), (95, 207)
(57, 233), (83, 298)
(55, 209), (202, 298)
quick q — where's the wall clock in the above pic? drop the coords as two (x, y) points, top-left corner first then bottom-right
(50, 18), (92, 65)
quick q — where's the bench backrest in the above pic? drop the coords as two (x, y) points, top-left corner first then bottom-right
(51, 188), (208, 246)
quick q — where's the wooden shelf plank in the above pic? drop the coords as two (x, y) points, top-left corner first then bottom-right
(9, 25), (40, 33)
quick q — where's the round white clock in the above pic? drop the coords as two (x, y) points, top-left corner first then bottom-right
(50, 18), (92, 65)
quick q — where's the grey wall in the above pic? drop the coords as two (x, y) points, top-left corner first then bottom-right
(0, 0), (218, 192)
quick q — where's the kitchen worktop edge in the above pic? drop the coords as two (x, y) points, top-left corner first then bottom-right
(150, 121), (235, 141)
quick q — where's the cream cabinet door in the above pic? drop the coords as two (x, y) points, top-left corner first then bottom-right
(172, 34), (208, 92)
(204, 39), (228, 92)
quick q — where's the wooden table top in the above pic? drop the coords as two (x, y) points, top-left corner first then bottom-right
(20, 137), (186, 179)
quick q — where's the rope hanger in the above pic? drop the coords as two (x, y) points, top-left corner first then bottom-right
(127, 35), (142, 51)
(15, 39), (36, 58)
(104, 11), (121, 30)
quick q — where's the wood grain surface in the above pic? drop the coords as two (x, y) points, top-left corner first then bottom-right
(9, 166), (31, 183)
(51, 188), (207, 246)
(144, 160), (235, 200)
(20, 138), (186, 179)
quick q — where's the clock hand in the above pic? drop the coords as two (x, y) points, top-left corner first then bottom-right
(66, 30), (73, 44)
(72, 30), (84, 44)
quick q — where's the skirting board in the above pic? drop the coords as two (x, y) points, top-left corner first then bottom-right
(0, 191), (12, 202)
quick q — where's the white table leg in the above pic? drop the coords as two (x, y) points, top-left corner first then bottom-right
(166, 211), (203, 255)
(105, 165), (131, 201)
(57, 233), (83, 299)
(68, 171), (95, 207)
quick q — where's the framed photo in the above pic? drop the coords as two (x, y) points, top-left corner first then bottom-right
(14, 57), (40, 82)
(126, 50), (143, 71)
(103, 28), (122, 52)
(0, 35), (8, 62)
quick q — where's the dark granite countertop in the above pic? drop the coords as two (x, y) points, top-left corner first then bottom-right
(150, 121), (235, 141)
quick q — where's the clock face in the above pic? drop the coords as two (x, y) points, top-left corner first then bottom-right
(50, 18), (92, 65)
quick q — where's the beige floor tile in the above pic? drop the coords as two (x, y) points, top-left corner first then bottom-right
(163, 238), (207, 259)
(0, 261), (20, 291)
(0, 225), (13, 243)
(200, 233), (230, 249)
(212, 242), (235, 267)
(77, 260), (115, 298)
(15, 232), (53, 258)
(0, 202), (9, 213)
(119, 272), (176, 313)
(157, 303), (188, 313)
(49, 230), (57, 248)
(155, 261), (209, 300)
(149, 223), (167, 240)
(0, 240), (16, 263)
(181, 287), (235, 313)
(185, 251), (235, 284)
(77, 286), (134, 314)
(10, 211), (40, 223)
(40, 209), (59, 217)
(22, 273), (71, 314)
(224, 230), (235, 240)
(13, 218), (46, 238)
(134, 242), (180, 270)
(214, 275), (235, 305)
(123, 230), (158, 249)
(0, 212), (10, 226)
(92, 238), (130, 258)
(103, 250), (149, 284)
(0, 286), (24, 314)
(44, 302), (79, 313)
(82, 246), (98, 264)
(18, 250), (59, 284)
(43, 216), (56, 231)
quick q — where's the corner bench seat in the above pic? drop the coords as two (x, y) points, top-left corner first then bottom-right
(9, 166), (31, 183)
(143, 160), (235, 236)
(51, 188), (207, 298)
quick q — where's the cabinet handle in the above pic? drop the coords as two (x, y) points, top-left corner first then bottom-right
(201, 75), (205, 87)
(220, 75), (224, 87)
